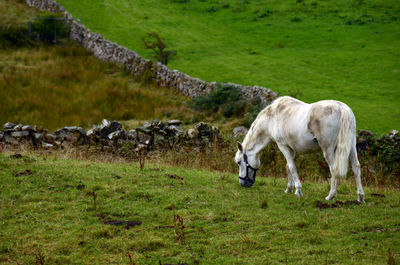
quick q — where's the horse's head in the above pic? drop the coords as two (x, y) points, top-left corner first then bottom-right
(235, 142), (260, 188)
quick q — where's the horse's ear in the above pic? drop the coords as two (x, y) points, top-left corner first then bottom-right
(237, 141), (243, 152)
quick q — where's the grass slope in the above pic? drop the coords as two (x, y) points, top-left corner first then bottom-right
(0, 0), (196, 131)
(0, 44), (194, 131)
(1, 153), (399, 264)
(55, 0), (400, 133)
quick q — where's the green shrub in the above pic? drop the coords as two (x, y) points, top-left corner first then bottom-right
(191, 84), (246, 118)
(0, 23), (31, 47)
(372, 134), (400, 172)
(205, 6), (218, 13)
(254, 9), (272, 20)
(30, 15), (70, 44)
(190, 84), (268, 123)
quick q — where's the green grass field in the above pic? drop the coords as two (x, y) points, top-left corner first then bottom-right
(54, 0), (400, 133)
(1, 152), (399, 264)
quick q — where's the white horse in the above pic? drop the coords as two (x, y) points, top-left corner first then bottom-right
(235, 96), (364, 202)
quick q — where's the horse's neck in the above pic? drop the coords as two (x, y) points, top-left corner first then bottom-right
(242, 115), (270, 155)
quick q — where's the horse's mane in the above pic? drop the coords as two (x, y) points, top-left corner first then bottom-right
(242, 106), (270, 152)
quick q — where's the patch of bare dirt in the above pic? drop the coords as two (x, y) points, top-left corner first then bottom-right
(315, 200), (361, 209)
(167, 174), (183, 180)
(13, 169), (33, 177)
(103, 220), (142, 229)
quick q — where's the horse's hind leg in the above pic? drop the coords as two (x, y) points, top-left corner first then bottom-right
(350, 142), (364, 203)
(322, 146), (338, 201)
(285, 164), (294, 194)
(279, 144), (302, 196)
(326, 175), (338, 201)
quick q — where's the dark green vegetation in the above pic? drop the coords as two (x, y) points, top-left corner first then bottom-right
(0, 0), (195, 131)
(55, 0), (400, 133)
(1, 153), (399, 264)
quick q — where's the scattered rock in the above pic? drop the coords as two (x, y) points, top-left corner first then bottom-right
(167, 120), (182, 126)
(108, 129), (127, 140)
(11, 131), (30, 138)
(21, 125), (37, 132)
(388, 130), (398, 137)
(13, 124), (24, 131)
(127, 129), (138, 140)
(187, 128), (198, 139)
(233, 126), (248, 138)
(3, 122), (16, 130)
(99, 120), (122, 138)
(42, 142), (54, 149)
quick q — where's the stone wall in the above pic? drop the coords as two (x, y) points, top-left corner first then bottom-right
(25, 0), (279, 103)
(0, 120), (223, 152)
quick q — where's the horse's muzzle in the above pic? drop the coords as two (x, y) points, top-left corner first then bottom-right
(239, 178), (254, 188)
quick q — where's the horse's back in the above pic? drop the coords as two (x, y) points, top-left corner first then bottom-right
(266, 96), (355, 152)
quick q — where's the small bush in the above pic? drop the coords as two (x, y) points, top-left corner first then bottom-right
(0, 23), (31, 47)
(221, 2), (230, 8)
(254, 9), (273, 20)
(291, 17), (302, 22)
(30, 15), (70, 44)
(205, 6), (218, 13)
(190, 85), (268, 125)
(191, 84), (246, 118)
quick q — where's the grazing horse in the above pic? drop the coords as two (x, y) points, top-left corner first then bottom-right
(235, 96), (364, 202)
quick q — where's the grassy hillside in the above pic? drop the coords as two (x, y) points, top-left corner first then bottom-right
(0, 44), (195, 131)
(1, 152), (399, 264)
(0, 0), (197, 131)
(55, 0), (400, 133)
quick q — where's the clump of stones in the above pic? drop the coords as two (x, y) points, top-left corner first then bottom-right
(0, 120), (222, 152)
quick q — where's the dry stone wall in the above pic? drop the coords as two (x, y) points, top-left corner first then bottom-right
(0, 120), (223, 152)
(25, 0), (279, 103)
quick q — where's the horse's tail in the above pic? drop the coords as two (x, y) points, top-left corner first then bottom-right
(333, 106), (355, 178)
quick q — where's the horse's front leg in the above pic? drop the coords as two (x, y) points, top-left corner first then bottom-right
(279, 144), (302, 197)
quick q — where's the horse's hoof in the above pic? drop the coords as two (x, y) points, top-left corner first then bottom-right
(285, 188), (292, 194)
(357, 194), (365, 203)
(325, 195), (334, 201)
(295, 190), (303, 197)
